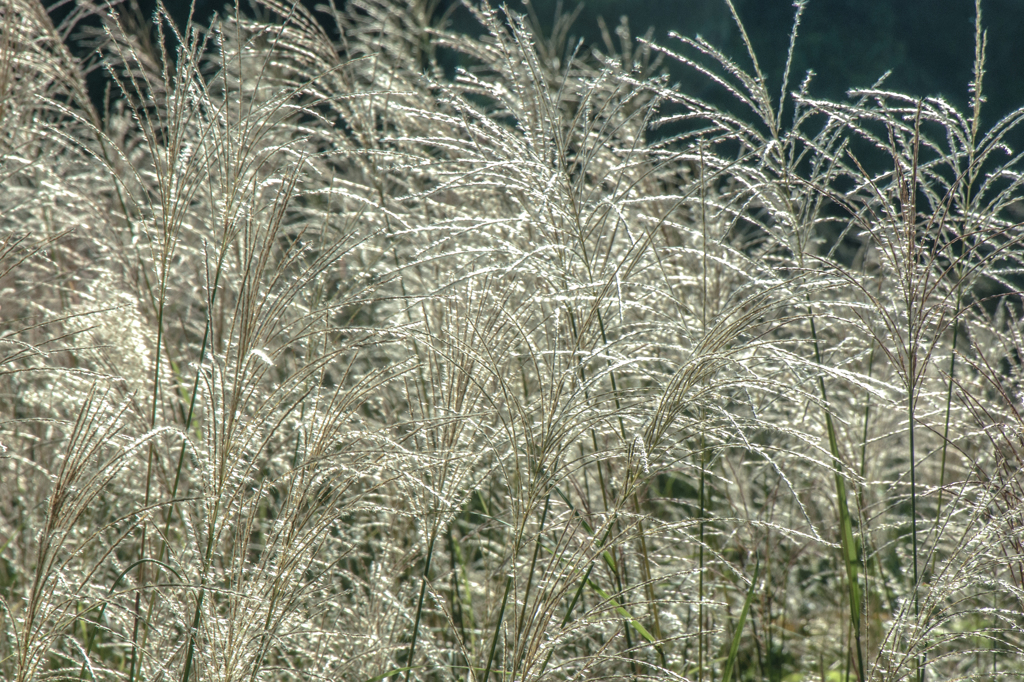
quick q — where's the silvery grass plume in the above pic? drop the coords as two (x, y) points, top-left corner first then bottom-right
(1, 0), (1023, 681)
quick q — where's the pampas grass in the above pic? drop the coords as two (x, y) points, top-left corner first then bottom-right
(2, 0), (1023, 680)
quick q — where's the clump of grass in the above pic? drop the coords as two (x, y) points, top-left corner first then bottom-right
(2, 0), (1023, 680)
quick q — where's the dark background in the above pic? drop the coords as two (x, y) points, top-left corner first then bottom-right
(47, 0), (1024, 142)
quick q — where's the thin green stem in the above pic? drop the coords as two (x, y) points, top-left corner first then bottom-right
(511, 496), (550, 681)
(481, 575), (513, 682)
(809, 314), (865, 682)
(932, 277), (963, 579)
(402, 530), (438, 682)
(698, 138), (709, 682)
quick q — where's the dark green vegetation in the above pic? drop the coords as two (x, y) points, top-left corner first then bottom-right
(2, 1), (1024, 680)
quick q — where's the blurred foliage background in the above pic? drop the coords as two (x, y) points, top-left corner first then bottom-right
(553, 0), (1024, 119)
(50, 0), (1023, 144)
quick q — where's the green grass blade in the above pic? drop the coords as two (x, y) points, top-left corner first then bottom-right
(587, 580), (657, 645)
(721, 559), (759, 682)
(481, 574), (513, 682)
(366, 667), (417, 682)
(811, 315), (865, 682)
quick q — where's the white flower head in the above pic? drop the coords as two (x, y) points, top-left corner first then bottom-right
(633, 434), (649, 475)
